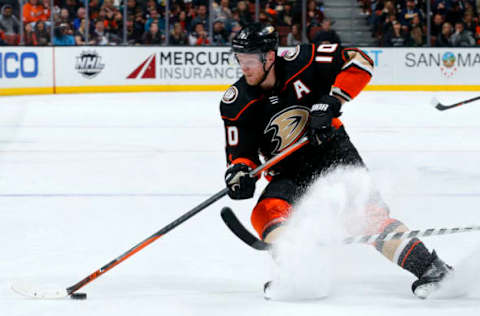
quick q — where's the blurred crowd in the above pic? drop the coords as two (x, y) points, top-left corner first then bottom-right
(0, 0), (314, 46)
(0, 0), (478, 46)
(364, 0), (480, 46)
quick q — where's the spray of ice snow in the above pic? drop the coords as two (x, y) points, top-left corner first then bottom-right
(429, 242), (480, 299)
(266, 166), (380, 301)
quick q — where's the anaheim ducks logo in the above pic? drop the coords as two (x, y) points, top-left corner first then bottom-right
(264, 106), (309, 154)
(282, 45), (300, 61)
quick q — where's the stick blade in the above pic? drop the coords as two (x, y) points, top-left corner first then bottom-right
(220, 207), (270, 251)
(10, 281), (68, 299)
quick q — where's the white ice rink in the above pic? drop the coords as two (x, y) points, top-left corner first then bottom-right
(1, 91), (480, 316)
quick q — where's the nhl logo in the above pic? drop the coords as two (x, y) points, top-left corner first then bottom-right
(75, 51), (105, 79)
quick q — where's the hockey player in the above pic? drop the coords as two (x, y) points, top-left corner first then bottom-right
(220, 23), (452, 299)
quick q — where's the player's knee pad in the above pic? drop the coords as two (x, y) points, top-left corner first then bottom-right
(364, 203), (391, 234)
(251, 198), (291, 240)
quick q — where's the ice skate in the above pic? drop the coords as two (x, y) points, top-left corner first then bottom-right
(412, 250), (453, 299)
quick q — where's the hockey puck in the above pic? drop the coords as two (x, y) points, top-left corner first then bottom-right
(70, 292), (87, 300)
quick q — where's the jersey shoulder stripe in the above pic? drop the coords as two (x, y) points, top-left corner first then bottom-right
(281, 44), (316, 92)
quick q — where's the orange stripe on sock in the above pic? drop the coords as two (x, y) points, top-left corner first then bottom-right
(400, 240), (421, 268)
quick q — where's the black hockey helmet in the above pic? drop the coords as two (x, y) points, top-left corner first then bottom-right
(231, 23), (279, 54)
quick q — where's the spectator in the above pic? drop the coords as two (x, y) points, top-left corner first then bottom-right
(59, 8), (71, 25)
(126, 16), (141, 44)
(213, 0), (232, 23)
(287, 23), (302, 45)
(0, 0), (19, 16)
(190, 4), (209, 31)
(445, 1), (465, 24)
(381, 13), (399, 38)
(432, 1), (449, 16)
(142, 21), (163, 44)
(384, 20), (409, 46)
(40, 0), (51, 22)
(410, 14), (424, 30)
(126, 0), (140, 17)
(400, 0), (422, 25)
(23, 0), (46, 25)
(53, 23), (75, 45)
(169, 22), (188, 45)
(370, 0), (396, 38)
(131, 11), (145, 41)
(463, 11), (477, 34)
(24, 22), (36, 45)
(228, 20), (242, 42)
(306, 0), (324, 27)
(450, 21), (476, 45)
(92, 19), (120, 45)
(63, 0), (80, 20)
(112, 9), (123, 37)
(188, 22), (210, 45)
(101, 0), (122, 36)
(431, 13), (445, 39)
(35, 20), (50, 45)
(174, 10), (190, 33)
(258, 10), (273, 25)
(74, 18), (94, 45)
(410, 24), (425, 46)
(211, 18), (229, 45)
(236, 1), (252, 27)
(73, 7), (86, 31)
(88, 0), (103, 21)
(359, 0), (371, 16)
(312, 18), (341, 45)
(92, 19), (109, 45)
(277, 2), (294, 26)
(264, 0), (278, 18)
(145, 9), (165, 33)
(143, 0), (157, 13)
(0, 4), (20, 37)
(435, 21), (453, 46)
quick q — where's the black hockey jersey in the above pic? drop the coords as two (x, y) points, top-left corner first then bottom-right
(220, 43), (373, 175)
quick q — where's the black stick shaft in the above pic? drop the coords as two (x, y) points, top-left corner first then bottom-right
(435, 95), (480, 110)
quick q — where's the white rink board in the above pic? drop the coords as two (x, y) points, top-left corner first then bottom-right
(364, 47), (480, 85)
(50, 46), (480, 88)
(54, 46), (244, 87)
(0, 47), (53, 89)
(2, 46), (480, 94)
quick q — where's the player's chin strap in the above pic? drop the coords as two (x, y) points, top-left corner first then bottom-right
(257, 52), (276, 87)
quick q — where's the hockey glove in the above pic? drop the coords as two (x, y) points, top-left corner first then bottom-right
(309, 95), (342, 146)
(225, 163), (256, 200)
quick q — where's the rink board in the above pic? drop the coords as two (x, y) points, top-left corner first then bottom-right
(1, 46), (479, 95)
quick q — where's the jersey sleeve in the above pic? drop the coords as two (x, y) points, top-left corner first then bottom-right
(313, 43), (374, 102)
(220, 85), (262, 168)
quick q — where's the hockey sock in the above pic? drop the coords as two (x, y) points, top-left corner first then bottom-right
(395, 238), (432, 278)
(374, 219), (432, 278)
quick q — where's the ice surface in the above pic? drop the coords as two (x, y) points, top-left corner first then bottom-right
(1, 91), (480, 315)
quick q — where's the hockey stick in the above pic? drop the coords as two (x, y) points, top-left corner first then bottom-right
(432, 96), (480, 111)
(221, 207), (480, 250)
(11, 136), (309, 300)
